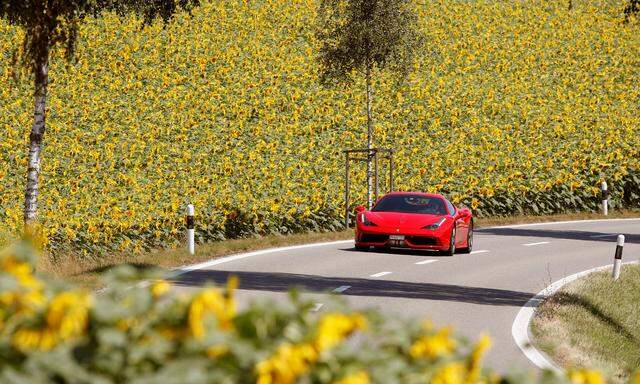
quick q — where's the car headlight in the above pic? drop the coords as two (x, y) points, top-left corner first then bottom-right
(423, 217), (446, 230)
(359, 213), (378, 227)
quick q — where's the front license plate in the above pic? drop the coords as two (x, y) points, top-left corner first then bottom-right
(389, 235), (405, 240)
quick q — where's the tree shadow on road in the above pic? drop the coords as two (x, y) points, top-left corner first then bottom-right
(172, 270), (539, 307)
(476, 227), (640, 244)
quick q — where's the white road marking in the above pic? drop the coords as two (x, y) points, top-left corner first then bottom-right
(470, 250), (490, 254)
(370, 271), (392, 278)
(523, 241), (550, 246)
(332, 285), (351, 293)
(589, 233), (617, 238)
(176, 239), (353, 274)
(512, 261), (639, 373)
(415, 260), (438, 265)
(311, 303), (324, 312)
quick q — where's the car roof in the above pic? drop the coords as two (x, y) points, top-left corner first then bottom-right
(383, 191), (446, 200)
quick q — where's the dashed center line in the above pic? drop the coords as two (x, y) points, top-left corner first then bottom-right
(370, 271), (392, 278)
(415, 260), (438, 265)
(470, 250), (490, 254)
(523, 241), (550, 246)
(332, 285), (351, 293)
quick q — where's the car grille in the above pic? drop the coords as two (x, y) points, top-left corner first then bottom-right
(406, 236), (438, 246)
(361, 234), (389, 243)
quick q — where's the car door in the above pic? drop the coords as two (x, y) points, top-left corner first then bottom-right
(455, 215), (467, 246)
(446, 199), (467, 246)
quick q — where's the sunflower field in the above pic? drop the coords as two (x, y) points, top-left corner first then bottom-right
(0, 0), (639, 253)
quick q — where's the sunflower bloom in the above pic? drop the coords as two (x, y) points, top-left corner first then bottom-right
(188, 280), (237, 338)
(432, 362), (466, 384)
(569, 369), (605, 384)
(256, 342), (318, 384)
(1, 255), (42, 291)
(314, 312), (367, 351)
(410, 326), (456, 359)
(151, 280), (171, 298)
(12, 290), (90, 352)
(466, 334), (491, 383)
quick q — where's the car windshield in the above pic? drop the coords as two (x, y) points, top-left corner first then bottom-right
(372, 195), (448, 215)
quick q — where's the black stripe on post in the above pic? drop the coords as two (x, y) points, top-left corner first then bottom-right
(186, 215), (194, 229)
(602, 189), (609, 199)
(615, 244), (623, 260)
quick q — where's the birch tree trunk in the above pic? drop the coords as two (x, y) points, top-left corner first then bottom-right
(365, 62), (373, 210)
(24, 50), (49, 226)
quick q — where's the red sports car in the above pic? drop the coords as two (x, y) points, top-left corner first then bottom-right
(354, 192), (473, 255)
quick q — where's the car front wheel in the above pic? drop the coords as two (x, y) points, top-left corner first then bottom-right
(442, 227), (456, 256)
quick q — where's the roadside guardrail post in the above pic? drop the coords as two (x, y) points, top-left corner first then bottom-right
(187, 204), (195, 255)
(612, 234), (624, 280)
(601, 181), (609, 216)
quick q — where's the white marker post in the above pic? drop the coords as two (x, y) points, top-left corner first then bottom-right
(612, 234), (624, 280)
(187, 204), (195, 255)
(601, 181), (608, 216)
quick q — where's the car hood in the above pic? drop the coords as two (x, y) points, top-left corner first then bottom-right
(365, 212), (446, 228)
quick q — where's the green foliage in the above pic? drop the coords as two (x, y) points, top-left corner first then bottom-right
(0, 0), (200, 71)
(316, 0), (423, 83)
(624, 0), (639, 22)
(94, 0), (201, 24)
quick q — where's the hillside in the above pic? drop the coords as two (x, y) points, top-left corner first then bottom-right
(0, 0), (639, 253)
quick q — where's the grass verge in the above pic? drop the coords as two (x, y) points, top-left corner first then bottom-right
(41, 229), (354, 288)
(40, 209), (639, 288)
(531, 264), (640, 383)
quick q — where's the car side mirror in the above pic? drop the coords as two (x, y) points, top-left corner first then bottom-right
(354, 205), (366, 213)
(458, 208), (470, 217)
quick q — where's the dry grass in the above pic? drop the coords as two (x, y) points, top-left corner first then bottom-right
(531, 265), (640, 383)
(39, 209), (639, 288)
(40, 229), (354, 288)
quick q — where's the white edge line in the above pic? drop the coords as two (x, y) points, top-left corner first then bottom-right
(370, 271), (392, 278)
(523, 241), (550, 246)
(173, 239), (354, 276)
(415, 259), (438, 265)
(470, 250), (490, 254)
(512, 260), (639, 373)
(311, 303), (324, 312)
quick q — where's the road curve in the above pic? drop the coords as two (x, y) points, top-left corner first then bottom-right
(173, 218), (640, 373)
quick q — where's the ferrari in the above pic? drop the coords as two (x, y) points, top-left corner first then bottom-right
(354, 192), (473, 255)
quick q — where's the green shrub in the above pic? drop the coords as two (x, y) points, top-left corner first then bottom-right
(0, 240), (630, 383)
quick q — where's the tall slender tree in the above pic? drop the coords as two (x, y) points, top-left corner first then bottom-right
(0, 0), (199, 227)
(316, 0), (423, 209)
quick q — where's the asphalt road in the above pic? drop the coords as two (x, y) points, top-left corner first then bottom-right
(173, 218), (640, 373)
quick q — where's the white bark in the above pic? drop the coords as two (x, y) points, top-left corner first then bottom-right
(24, 53), (48, 225)
(366, 62), (373, 210)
